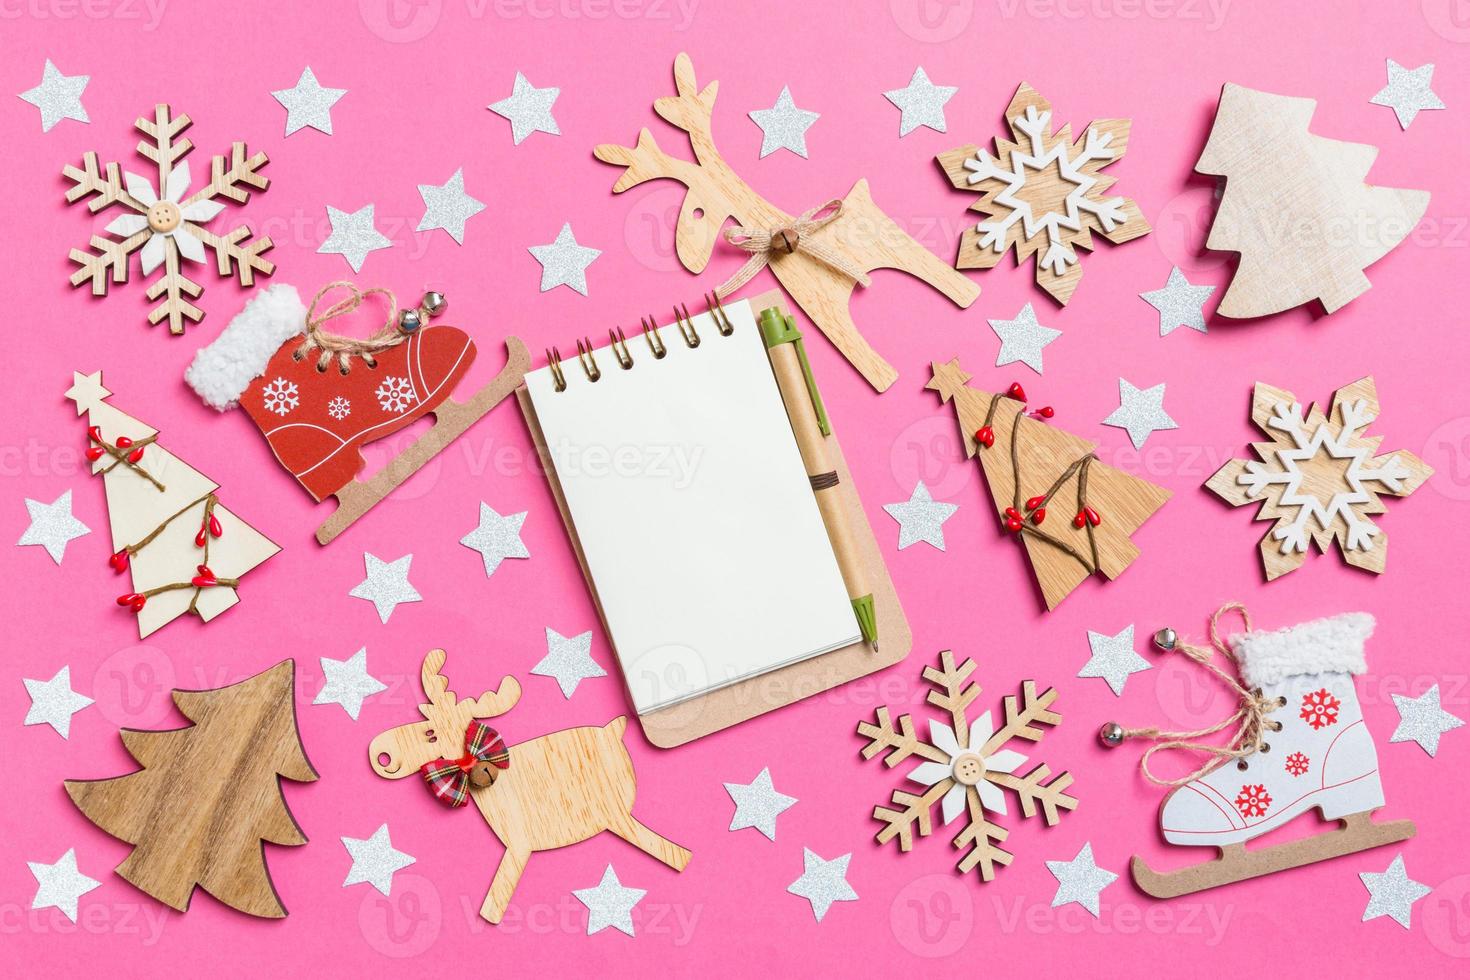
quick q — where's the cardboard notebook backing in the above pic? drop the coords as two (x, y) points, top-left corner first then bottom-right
(516, 290), (911, 748)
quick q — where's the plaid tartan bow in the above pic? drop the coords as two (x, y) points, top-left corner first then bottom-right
(419, 721), (510, 807)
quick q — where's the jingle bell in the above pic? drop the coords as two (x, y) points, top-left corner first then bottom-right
(1153, 627), (1178, 651)
(1098, 722), (1125, 747)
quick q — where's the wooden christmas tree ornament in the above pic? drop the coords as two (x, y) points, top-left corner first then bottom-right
(937, 83), (1150, 306)
(1197, 83), (1430, 317)
(858, 651), (1077, 881)
(927, 360), (1170, 610)
(594, 53), (979, 393)
(1206, 377), (1432, 580)
(66, 660), (317, 918)
(188, 284), (530, 545)
(63, 104), (274, 334)
(66, 370), (279, 637)
(368, 650), (690, 924)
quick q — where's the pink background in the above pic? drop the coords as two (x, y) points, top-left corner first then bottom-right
(5, 0), (1469, 973)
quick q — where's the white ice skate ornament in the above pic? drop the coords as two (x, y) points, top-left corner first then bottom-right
(858, 650), (1077, 881)
(1105, 606), (1415, 899)
(1207, 377), (1432, 581)
(937, 84), (1151, 306)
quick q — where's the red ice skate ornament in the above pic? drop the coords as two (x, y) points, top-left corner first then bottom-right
(187, 283), (529, 544)
(1103, 605), (1415, 898)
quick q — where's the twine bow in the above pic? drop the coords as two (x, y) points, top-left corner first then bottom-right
(297, 281), (407, 374)
(419, 721), (510, 808)
(1114, 603), (1284, 786)
(715, 200), (872, 299)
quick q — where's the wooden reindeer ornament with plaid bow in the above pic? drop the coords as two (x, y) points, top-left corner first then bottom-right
(368, 650), (690, 924)
(594, 53), (979, 392)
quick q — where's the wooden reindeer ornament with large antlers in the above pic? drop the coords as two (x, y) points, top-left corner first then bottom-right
(594, 53), (979, 392)
(368, 650), (689, 924)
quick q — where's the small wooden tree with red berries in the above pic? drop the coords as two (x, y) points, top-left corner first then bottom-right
(66, 660), (317, 917)
(65, 371), (278, 637)
(926, 359), (1171, 610)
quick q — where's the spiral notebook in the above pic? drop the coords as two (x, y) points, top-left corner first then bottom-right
(521, 297), (861, 715)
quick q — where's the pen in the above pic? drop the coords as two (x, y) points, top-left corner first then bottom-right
(758, 306), (878, 650)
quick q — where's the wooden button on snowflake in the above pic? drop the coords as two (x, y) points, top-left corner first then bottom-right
(937, 84), (1150, 305)
(63, 104), (274, 335)
(1206, 377), (1432, 580)
(857, 651), (1076, 882)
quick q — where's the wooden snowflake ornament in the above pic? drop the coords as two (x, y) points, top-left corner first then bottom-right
(858, 651), (1076, 881)
(938, 84), (1150, 305)
(64, 104), (274, 334)
(1206, 377), (1432, 579)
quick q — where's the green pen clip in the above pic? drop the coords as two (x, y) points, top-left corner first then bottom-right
(758, 306), (830, 437)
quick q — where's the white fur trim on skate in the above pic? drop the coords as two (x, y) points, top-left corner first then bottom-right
(1234, 612), (1374, 689)
(185, 284), (307, 410)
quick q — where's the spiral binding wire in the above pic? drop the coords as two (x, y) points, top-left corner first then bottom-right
(547, 293), (737, 389)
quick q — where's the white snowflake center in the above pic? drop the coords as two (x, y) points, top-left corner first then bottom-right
(375, 376), (415, 413)
(261, 377), (299, 416)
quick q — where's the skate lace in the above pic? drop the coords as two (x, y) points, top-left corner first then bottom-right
(296, 282), (409, 375)
(1112, 602), (1286, 787)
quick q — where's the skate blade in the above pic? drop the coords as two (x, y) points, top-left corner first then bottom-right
(315, 336), (531, 545)
(1131, 813), (1416, 899)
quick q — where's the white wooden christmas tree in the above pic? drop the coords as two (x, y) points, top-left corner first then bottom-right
(65, 371), (278, 637)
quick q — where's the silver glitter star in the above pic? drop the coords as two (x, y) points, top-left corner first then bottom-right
(417, 168), (486, 245)
(787, 849), (857, 923)
(349, 553), (422, 624)
(271, 66), (347, 136)
(531, 627), (605, 698)
(460, 502), (530, 577)
(313, 648), (387, 720)
(1360, 853), (1431, 929)
(488, 71), (561, 145)
(28, 848), (101, 923)
(749, 86), (820, 159)
(573, 865), (646, 936)
(884, 67), (957, 137)
(341, 823), (415, 896)
(18, 490), (90, 564)
(319, 204), (392, 272)
(23, 666), (94, 739)
(883, 481), (958, 551)
(529, 222), (600, 295)
(18, 59), (89, 132)
(1079, 625), (1151, 696)
(1102, 378), (1178, 449)
(990, 302), (1062, 374)
(1046, 842), (1117, 918)
(1389, 684), (1464, 757)
(1141, 266), (1215, 337)
(1370, 59), (1444, 130)
(725, 767), (798, 841)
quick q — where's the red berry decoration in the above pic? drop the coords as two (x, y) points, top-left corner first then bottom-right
(1006, 382), (1027, 402)
(1073, 510), (1087, 529)
(1035, 406), (1054, 419)
(85, 446), (105, 462)
(195, 528), (208, 547)
(115, 436), (133, 449)
(117, 592), (146, 612)
(975, 425), (995, 449)
(1031, 508), (1046, 525)
(208, 513), (223, 538)
(1085, 506), (1102, 527)
(108, 549), (130, 572)
(1025, 495), (1045, 511)
(192, 564), (218, 587)
(88, 426), (102, 442)
(126, 446), (145, 463)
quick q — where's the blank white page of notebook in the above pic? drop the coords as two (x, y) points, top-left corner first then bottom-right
(524, 300), (859, 714)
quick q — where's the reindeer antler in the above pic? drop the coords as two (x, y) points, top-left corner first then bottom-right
(593, 128), (706, 193)
(420, 649), (454, 714)
(467, 677), (522, 719)
(418, 649), (521, 720)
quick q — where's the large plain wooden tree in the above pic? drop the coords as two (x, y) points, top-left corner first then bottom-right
(66, 660), (316, 918)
